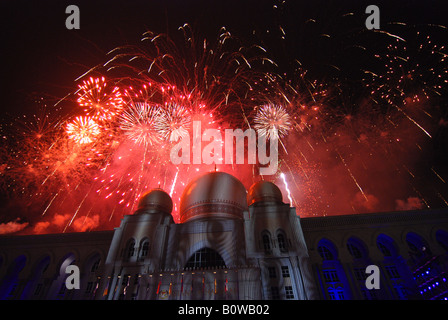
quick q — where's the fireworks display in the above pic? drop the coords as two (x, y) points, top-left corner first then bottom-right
(66, 116), (101, 144)
(1, 1), (447, 234)
(158, 104), (191, 142)
(253, 104), (292, 139)
(119, 102), (163, 146)
(77, 77), (124, 122)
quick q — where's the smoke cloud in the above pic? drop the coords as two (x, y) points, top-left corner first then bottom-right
(0, 219), (29, 234)
(395, 197), (424, 211)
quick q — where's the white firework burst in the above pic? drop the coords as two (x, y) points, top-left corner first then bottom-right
(253, 104), (292, 139)
(119, 102), (163, 146)
(156, 104), (191, 142)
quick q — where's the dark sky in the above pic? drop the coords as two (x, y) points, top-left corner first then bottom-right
(0, 0), (283, 115)
(0, 0), (447, 116)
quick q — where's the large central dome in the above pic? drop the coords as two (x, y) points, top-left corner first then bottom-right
(179, 172), (248, 223)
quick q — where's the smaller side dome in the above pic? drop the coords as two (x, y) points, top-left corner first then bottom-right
(248, 181), (283, 206)
(135, 189), (173, 215)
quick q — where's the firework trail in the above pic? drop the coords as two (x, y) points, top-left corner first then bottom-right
(1, 9), (447, 234)
(104, 24), (276, 123)
(244, 6), (448, 217)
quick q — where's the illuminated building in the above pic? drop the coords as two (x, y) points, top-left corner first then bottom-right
(302, 210), (448, 300)
(1, 172), (448, 300)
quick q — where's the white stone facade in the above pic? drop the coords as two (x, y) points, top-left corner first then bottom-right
(0, 172), (318, 300)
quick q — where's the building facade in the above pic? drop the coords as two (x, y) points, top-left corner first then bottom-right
(1, 172), (448, 300)
(302, 210), (448, 300)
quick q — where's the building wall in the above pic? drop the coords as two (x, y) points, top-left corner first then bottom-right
(0, 231), (113, 300)
(301, 208), (448, 300)
(245, 201), (318, 300)
(98, 210), (261, 300)
(1, 208), (447, 300)
(92, 194), (316, 300)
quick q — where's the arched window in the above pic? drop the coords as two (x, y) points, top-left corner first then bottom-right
(376, 234), (398, 257)
(406, 232), (431, 258)
(261, 231), (272, 254)
(55, 253), (76, 299)
(377, 242), (391, 257)
(184, 247), (226, 270)
(316, 239), (349, 300)
(277, 230), (288, 252)
(81, 253), (101, 299)
(346, 237), (368, 260)
(124, 239), (136, 260)
(139, 239), (150, 261)
(27, 256), (50, 298)
(318, 245), (334, 260)
(0, 255), (27, 299)
(347, 243), (362, 259)
(317, 238), (338, 261)
(87, 258), (99, 274)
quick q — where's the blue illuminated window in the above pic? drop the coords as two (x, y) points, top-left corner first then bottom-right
(347, 243), (363, 259)
(328, 287), (344, 300)
(318, 245), (334, 260)
(354, 268), (368, 281)
(385, 265), (400, 279)
(322, 269), (339, 283)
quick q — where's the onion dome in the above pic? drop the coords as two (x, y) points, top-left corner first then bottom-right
(135, 188), (173, 215)
(247, 181), (283, 206)
(179, 172), (248, 223)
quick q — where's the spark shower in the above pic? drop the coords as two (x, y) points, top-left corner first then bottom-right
(1, 1), (447, 234)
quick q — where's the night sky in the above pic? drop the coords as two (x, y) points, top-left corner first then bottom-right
(1, 0), (448, 234)
(1, 0), (446, 115)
